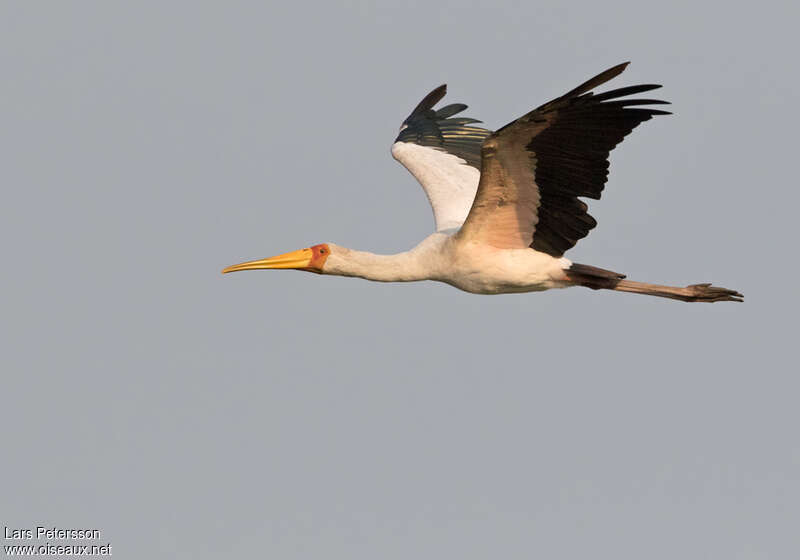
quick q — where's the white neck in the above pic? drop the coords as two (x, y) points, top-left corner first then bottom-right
(325, 248), (428, 282)
(324, 237), (446, 282)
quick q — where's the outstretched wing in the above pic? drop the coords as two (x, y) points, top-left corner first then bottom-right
(391, 85), (492, 232)
(457, 62), (670, 256)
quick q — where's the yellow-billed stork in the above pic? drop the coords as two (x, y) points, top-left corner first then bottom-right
(223, 62), (742, 303)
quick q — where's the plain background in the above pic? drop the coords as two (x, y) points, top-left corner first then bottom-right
(2, 2), (797, 558)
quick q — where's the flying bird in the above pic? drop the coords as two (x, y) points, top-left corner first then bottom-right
(223, 62), (742, 302)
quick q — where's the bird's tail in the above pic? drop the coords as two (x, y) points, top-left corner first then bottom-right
(565, 262), (743, 303)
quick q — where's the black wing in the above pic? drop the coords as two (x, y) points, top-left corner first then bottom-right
(459, 62), (671, 256)
(395, 84), (491, 169)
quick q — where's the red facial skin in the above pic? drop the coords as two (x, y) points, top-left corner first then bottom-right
(304, 243), (330, 273)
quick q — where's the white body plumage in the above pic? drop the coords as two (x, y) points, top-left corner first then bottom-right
(323, 233), (571, 294)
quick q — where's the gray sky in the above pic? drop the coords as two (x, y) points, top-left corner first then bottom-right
(2, 2), (798, 559)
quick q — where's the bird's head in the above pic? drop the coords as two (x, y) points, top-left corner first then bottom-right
(222, 243), (334, 275)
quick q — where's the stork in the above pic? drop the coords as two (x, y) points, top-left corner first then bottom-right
(223, 62), (742, 303)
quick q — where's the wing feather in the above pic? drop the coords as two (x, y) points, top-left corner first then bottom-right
(457, 63), (670, 255)
(392, 85), (492, 232)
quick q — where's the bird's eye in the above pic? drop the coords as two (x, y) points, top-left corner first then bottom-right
(320, 248), (326, 254)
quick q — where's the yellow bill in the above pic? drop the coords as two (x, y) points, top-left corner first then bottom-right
(222, 248), (313, 274)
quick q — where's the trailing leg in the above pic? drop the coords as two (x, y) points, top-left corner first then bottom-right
(565, 262), (743, 303)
